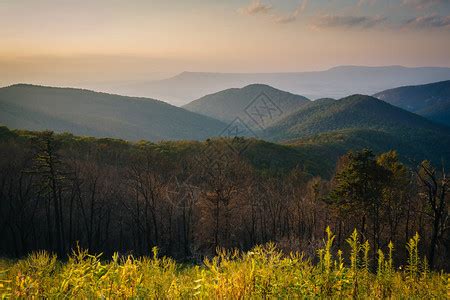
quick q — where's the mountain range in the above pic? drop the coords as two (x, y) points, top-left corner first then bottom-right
(264, 95), (447, 140)
(374, 80), (450, 127)
(102, 66), (450, 106)
(263, 95), (450, 169)
(1, 76), (450, 173)
(0, 84), (226, 141)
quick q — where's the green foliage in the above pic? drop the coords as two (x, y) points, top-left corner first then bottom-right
(346, 229), (361, 275)
(377, 243), (394, 277)
(406, 233), (420, 278)
(0, 230), (448, 299)
(0, 126), (331, 177)
(328, 149), (389, 211)
(362, 241), (371, 274)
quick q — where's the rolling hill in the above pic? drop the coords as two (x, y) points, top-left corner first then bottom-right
(0, 84), (227, 141)
(264, 95), (450, 167)
(373, 80), (450, 127)
(2, 84), (449, 172)
(183, 84), (310, 128)
(105, 66), (450, 106)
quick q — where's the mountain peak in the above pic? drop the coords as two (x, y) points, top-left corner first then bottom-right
(341, 94), (381, 103)
(242, 83), (273, 89)
(183, 84), (310, 124)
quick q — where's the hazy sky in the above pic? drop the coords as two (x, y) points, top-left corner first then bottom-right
(1, 0), (450, 85)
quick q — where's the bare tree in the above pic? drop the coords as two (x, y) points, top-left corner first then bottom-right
(416, 161), (449, 269)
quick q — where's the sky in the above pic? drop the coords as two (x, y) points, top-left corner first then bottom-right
(1, 0), (450, 85)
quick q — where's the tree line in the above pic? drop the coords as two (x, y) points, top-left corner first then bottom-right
(0, 129), (448, 270)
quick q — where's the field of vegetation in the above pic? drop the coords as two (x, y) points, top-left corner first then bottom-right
(0, 127), (448, 297)
(1, 228), (449, 299)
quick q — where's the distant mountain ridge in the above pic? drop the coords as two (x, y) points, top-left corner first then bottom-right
(0, 84), (227, 141)
(265, 94), (449, 139)
(373, 80), (450, 127)
(102, 66), (450, 106)
(263, 94), (450, 166)
(183, 84), (310, 128)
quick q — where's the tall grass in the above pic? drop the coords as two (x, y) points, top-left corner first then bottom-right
(1, 228), (449, 299)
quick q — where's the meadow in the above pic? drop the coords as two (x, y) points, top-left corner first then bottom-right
(0, 228), (448, 299)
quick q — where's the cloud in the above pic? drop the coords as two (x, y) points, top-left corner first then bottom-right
(402, 0), (450, 10)
(313, 15), (387, 29)
(274, 14), (297, 24)
(238, 0), (272, 15)
(238, 0), (308, 24)
(357, 0), (378, 7)
(273, 0), (308, 24)
(403, 14), (450, 28)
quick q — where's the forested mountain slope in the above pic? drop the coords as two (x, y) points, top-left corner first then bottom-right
(264, 95), (450, 168)
(373, 80), (450, 127)
(0, 84), (226, 141)
(183, 84), (310, 127)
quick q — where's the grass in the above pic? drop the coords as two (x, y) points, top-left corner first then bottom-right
(1, 228), (449, 299)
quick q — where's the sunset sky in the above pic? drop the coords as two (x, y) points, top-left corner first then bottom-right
(1, 0), (450, 85)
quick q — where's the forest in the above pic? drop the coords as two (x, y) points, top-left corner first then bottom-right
(0, 126), (448, 273)
(3, 0), (450, 297)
